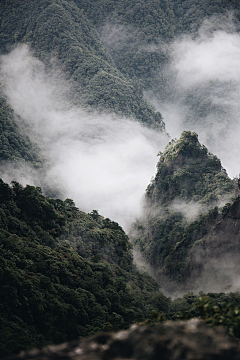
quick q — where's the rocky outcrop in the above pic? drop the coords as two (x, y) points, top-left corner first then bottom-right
(6, 320), (240, 360)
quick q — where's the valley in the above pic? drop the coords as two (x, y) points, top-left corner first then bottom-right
(1, 0), (240, 357)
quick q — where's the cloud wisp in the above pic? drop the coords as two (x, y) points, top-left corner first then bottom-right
(0, 44), (168, 230)
(146, 15), (240, 178)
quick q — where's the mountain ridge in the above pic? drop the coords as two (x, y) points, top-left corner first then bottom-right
(1, 0), (240, 357)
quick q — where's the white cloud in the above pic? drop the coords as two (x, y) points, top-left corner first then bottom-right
(0, 44), (168, 230)
(146, 16), (240, 178)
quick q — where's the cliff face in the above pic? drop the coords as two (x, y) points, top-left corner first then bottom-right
(6, 320), (240, 360)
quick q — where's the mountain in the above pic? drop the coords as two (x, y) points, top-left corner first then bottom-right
(1, 0), (240, 357)
(1, 0), (240, 167)
(0, 0), (165, 131)
(0, 180), (169, 357)
(75, 0), (240, 98)
(1, 0), (240, 165)
(0, 98), (42, 166)
(130, 131), (238, 293)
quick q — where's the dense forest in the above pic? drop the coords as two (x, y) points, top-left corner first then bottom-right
(0, 180), (170, 357)
(130, 131), (239, 292)
(1, 0), (240, 357)
(0, 0), (165, 130)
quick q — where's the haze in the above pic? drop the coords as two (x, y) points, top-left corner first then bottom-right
(147, 16), (240, 178)
(0, 44), (168, 230)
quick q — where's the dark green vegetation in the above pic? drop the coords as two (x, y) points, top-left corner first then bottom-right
(130, 132), (237, 291)
(1, 0), (240, 357)
(74, 0), (240, 137)
(75, 0), (240, 98)
(2, 175), (240, 357)
(0, 179), (170, 358)
(148, 291), (240, 339)
(146, 131), (235, 205)
(0, 98), (42, 166)
(0, 0), (240, 163)
(0, 0), (164, 130)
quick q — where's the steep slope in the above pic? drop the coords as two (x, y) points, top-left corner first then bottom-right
(145, 131), (235, 206)
(185, 196), (240, 292)
(2, 0), (239, 170)
(74, 0), (240, 94)
(0, 0), (164, 130)
(130, 131), (237, 292)
(0, 97), (42, 166)
(0, 180), (169, 358)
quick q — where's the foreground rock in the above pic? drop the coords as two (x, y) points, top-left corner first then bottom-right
(7, 319), (240, 360)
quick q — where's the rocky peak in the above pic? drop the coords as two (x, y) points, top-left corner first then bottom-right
(146, 131), (234, 207)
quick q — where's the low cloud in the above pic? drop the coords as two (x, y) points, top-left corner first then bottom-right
(0, 44), (168, 230)
(168, 200), (206, 223)
(146, 14), (240, 178)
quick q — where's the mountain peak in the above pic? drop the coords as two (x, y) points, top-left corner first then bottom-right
(146, 131), (233, 206)
(160, 131), (211, 166)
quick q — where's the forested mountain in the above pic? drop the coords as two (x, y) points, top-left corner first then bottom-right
(130, 132), (239, 293)
(75, 0), (240, 98)
(1, 0), (240, 358)
(0, 0), (239, 164)
(0, 180), (169, 357)
(0, 0), (165, 130)
(0, 98), (42, 165)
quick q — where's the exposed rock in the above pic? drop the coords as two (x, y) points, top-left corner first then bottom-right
(6, 319), (240, 360)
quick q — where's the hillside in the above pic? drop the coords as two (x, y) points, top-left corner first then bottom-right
(0, 0), (164, 130)
(3, 176), (240, 358)
(1, 0), (240, 357)
(75, 0), (240, 97)
(0, 180), (169, 358)
(1, 0), (240, 165)
(1, 0), (240, 167)
(130, 132), (238, 293)
(0, 98), (42, 166)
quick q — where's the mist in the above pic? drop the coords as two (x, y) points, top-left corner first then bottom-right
(146, 15), (240, 178)
(130, 12), (240, 292)
(2, 15), (240, 296)
(0, 44), (168, 230)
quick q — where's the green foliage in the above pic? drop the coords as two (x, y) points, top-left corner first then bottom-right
(146, 292), (240, 339)
(0, 179), (169, 358)
(1, 0), (240, 354)
(0, 98), (42, 166)
(74, 0), (240, 97)
(169, 293), (240, 338)
(130, 132), (236, 288)
(0, 0), (165, 130)
(146, 132), (233, 206)
(2, 0), (239, 168)
(197, 296), (240, 337)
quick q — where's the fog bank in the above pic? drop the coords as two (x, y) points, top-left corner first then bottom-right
(147, 16), (240, 178)
(0, 45), (168, 230)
